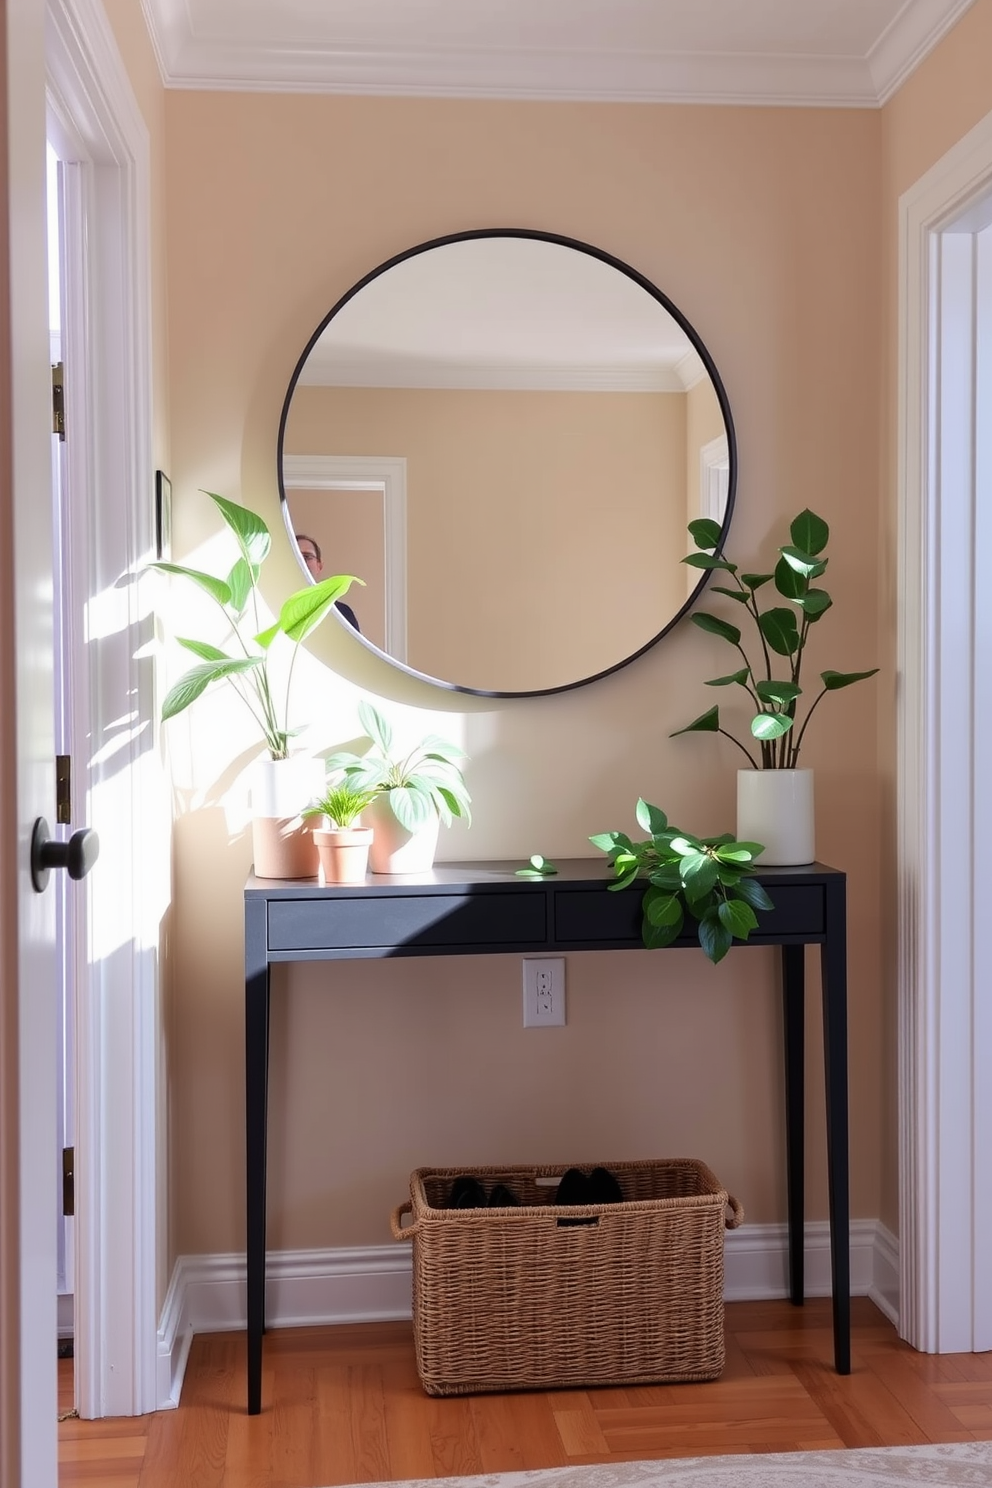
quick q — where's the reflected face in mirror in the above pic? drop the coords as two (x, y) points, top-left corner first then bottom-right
(279, 231), (736, 697)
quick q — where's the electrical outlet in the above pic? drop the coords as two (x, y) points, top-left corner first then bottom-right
(522, 957), (566, 1027)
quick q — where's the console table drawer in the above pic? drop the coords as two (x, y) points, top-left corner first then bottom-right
(553, 882), (825, 945)
(268, 893), (548, 952)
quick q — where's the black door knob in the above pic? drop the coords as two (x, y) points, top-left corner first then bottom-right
(30, 817), (100, 893)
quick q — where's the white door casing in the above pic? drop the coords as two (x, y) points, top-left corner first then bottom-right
(898, 106), (992, 1353)
(47, 0), (161, 1417)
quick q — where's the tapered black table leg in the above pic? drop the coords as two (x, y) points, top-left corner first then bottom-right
(245, 898), (270, 1414)
(821, 875), (851, 1374)
(782, 943), (805, 1305)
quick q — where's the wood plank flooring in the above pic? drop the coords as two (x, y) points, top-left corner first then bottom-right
(58, 1299), (992, 1488)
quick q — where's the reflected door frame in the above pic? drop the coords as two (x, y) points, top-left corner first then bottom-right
(282, 453), (408, 660)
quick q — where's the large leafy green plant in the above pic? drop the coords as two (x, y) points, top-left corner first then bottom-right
(671, 509), (878, 769)
(591, 799), (773, 964)
(151, 491), (362, 760)
(326, 700), (471, 832)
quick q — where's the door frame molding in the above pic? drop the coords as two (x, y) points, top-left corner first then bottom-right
(47, 0), (161, 1416)
(897, 105), (992, 1353)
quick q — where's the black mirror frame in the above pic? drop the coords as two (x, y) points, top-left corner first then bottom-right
(277, 226), (737, 699)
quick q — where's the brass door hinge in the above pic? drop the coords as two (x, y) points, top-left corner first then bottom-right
(52, 361), (65, 441)
(56, 755), (71, 826)
(62, 1147), (74, 1217)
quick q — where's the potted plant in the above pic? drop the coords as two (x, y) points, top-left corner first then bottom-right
(151, 490), (363, 878)
(302, 782), (376, 885)
(590, 799), (772, 964)
(670, 509), (878, 864)
(326, 700), (471, 874)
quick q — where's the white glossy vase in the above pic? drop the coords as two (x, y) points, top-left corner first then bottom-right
(249, 755), (324, 879)
(367, 795), (440, 875)
(736, 768), (815, 867)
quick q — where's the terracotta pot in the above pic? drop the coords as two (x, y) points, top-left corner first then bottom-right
(367, 796), (440, 875)
(249, 756), (323, 879)
(313, 826), (373, 885)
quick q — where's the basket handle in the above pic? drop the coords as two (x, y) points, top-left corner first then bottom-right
(390, 1200), (418, 1240)
(725, 1194), (744, 1230)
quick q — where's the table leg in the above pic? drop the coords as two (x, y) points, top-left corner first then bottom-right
(781, 943), (805, 1305)
(821, 876), (851, 1375)
(246, 899), (270, 1414)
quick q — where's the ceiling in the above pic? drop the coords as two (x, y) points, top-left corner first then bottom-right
(138, 0), (975, 107)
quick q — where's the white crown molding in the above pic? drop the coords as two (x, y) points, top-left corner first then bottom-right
(156, 1221), (896, 1409)
(869, 0), (977, 106)
(300, 359), (689, 393)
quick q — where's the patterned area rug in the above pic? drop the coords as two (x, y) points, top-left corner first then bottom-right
(338, 1445), (992, 1488)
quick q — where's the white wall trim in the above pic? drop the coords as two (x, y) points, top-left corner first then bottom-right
(282, 453), (408, 661)
(897, 105), (992, 1355)
(46, 0), (161, 1418)
(158, 1222), (897, 1407)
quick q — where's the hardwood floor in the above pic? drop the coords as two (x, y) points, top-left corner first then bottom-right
(57, 1299), (992, 1487)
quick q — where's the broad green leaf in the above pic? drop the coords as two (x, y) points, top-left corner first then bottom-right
(609, 868), (640, 892)
(751, 713), (794, 740)
(206, 491), (271, 570)
(755, 679), (802, 705)
(741, 572), (774, 591)
(697, 912), (733, 964)
(148, 561), (231, 607)
(692, 612), (741, 645)
(670, 836), (703, 857)
(714, 844), (760, 863)
(385, 784), (432, 832)
(821, 668), (880, 690)
(161, 657), (262, 720)
(226, 557), (255, 615)
(790, 509), (829, 555)
(644, 888), (683, 928)
(681, 852), (719, 899)
(718, 898), (759, 939)
(710, 586), (749, 603)
(798, 588), (832, 619)
(759, 607), (801, 656)
(635, 798), (668, 835)
(643, 915), (683, 950)
(590, 830), (624, 853)
(774, 556), (805, 600)
(703, 833), (735, 847)
(647, 866), (683, 891)
(177, 637), (230, 662)
(706, 669), (751, 687)
(358, 699), (393, 754)
(278, 574), (362, 643)
(688, 517), (723, 551)
(434, 784), (471, 825)
(780, 545), (827, 580)
(670, 705), (720, 737)
(682, 553), (737, 572)
(734, 877), (775, 912)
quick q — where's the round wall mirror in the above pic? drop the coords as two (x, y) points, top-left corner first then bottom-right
(278, 229), (736, 697)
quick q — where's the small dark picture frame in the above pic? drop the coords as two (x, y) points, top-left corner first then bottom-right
(155, 470), (172, 561)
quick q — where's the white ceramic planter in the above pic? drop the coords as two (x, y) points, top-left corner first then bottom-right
(367, 795), (440, 875)
(736, 768), (815, 867)
(249, 755), (324, 879)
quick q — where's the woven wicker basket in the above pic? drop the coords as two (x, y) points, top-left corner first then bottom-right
(390, 1157), (743, 1396)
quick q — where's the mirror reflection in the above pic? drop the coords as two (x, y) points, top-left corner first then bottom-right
(278, 231), (735, 696)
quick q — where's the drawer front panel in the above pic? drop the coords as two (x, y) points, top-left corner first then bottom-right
(268, 893), (547, 952)
(553, 883), (826, 945)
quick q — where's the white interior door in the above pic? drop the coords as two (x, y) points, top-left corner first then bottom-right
(1, 0), (61, 1481)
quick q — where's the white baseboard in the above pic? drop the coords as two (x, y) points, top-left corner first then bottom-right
(156, 1220), (899, 1411)
(57, 1291), (74, 1340)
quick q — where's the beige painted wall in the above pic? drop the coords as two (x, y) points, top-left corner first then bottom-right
(155, 89), (889, 1263)
(285, 384), (686, 690)
(876, 0), (992, 1233)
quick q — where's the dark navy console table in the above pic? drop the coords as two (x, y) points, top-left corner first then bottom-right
(244, 859), (849, 1414)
